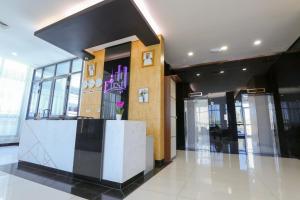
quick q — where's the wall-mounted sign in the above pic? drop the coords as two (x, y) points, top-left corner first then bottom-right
(142, 50), (154, 67)
(104, 65), (128, 94)
(88, 79), (95, 88)
(138, 88), (149, 103)
(95, 78), (103, 88)
(87, 63), (96, 77)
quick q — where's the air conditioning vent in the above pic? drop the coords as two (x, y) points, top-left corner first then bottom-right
(189, 92), (203, 98)
(0, 21), (9, 30)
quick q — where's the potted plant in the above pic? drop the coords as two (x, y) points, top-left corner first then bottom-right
(116, 101), (124, 120)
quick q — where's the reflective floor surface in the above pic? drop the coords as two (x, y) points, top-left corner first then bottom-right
(1, 147), (300, 200)
(0, 146), (166, 200)
(0, 146), (18, 166)
(125, 150), (300, 200)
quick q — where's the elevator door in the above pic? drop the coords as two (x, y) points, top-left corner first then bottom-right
(242, 94), (279, 155)
(184, 99), (210, 150)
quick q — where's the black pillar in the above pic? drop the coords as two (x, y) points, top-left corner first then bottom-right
(226, 91), (238, 141)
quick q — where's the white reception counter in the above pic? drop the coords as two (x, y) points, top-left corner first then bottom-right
(103, 120), (146, 183)
(18, 119), (147, 186)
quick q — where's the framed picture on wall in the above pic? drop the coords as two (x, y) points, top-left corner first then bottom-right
(87, 63), (96, 77)
(138, 88), (149, 103)
(142, 50), (154, 67)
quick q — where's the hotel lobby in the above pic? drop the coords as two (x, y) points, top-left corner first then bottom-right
(1, 0), (300, 199)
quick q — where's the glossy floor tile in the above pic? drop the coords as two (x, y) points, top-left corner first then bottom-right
(0, 172), (80, 200)
(125, 150), (300, 200)
(0, 146), (18, 166)
(0, 146), (168, 200)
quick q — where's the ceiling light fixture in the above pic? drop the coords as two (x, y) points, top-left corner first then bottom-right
(210, 45), (228, 53)
(242, 68), (247, 71)
(220, 70), (225, 74)
(196, 73), (200, 77)
(11, 52), (18, 56)
(188, 52), (194, 57)
(254, 40), (262, 46)
(220, 46), (228, 51)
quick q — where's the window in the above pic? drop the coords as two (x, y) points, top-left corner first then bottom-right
(67, 73), (81, 116)
(51, 78), (67, 116)
(38, 80), (52, 116)
(27, 58), (83, 119)
(0, 58), (29, 143)
(208, 103), (221, 127)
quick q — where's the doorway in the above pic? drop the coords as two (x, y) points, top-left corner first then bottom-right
(184, 93), (280, 156)
(237, 94), (280, 155)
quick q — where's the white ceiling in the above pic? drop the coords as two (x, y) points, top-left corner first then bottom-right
(0, 0), (300, 68)
(0, 0), (86, 67)
(143, 0), (300, 68)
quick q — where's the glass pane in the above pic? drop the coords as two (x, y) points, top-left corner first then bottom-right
(56, 61), (70, 76)
(43, 65), (55, 78)
(72, 59), (83, 73)
(34, 69), (43, 81)
(28, 82), (40, 117)
(67, 74), (81, 116)
(51, 78), (67, 116)
(38, 80), (52, 117)
(0, 58), (28, 141)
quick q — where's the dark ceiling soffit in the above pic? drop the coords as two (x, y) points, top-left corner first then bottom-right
(34, 0), (159, 60)
(174, 54), (282, 72)
(286, 36), (300, 53)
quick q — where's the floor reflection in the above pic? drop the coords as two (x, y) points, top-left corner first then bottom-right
(126, 150), (300, 200)
(0, 146), (168, 200)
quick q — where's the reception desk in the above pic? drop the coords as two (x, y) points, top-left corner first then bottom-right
(103, 120), (146, 186)
(18, 119), (146, 188)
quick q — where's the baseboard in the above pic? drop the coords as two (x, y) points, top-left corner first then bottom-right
(19, 161), (144, 189)
(155, 159), (165, 168)
(101, 171), (144, 189)
(0, 143), (19, 147)
(19, 161), (74, 177)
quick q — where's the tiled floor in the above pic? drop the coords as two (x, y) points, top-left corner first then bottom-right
(0, 146), (166, 200)
(0, 146), (18, 166)
(125, 150), (300, 200)
(1, 147), (300, 200)
(0, 162), (165, 200)
(0, 172), (84, 200)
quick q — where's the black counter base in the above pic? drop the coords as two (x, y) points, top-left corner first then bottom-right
(101, 171), (144, 189)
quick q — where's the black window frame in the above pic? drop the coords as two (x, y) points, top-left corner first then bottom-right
(26, 58), (83, 119)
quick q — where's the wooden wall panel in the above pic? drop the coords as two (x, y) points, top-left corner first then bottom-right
(128, 36), (165, 160)
(79, 50), (105, 118)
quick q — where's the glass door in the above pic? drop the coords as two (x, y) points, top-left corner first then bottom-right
(184, 99), (210, 150)
(242, 94), (279, 155)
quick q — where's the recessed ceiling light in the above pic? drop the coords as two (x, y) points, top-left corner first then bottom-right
(196, 73), (200, 77)
(220, 70), (225, 74)
(220, 46), (228, 51)
(188, 52), (194, 57)
(210, 45), (228, 53)
(11, 52), (18, 56)
(242, 68), (247, 71)
(254, 40), (262, 46)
